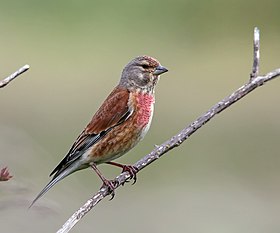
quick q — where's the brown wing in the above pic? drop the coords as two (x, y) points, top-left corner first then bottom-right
(50, 87), (132, 177)
(86, 87), (131, 133)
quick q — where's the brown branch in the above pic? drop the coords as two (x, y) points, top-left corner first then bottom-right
(0, 64), (30, 88)
(57, 27), (280, 233)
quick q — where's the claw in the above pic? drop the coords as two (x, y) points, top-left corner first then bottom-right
(91, 163), (118, 200)
(101, 179), (118, 200)
(106, 162), (139, 185)
(122, 165), (138, 185)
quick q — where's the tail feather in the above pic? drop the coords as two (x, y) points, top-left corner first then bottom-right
(29, 163), (79, 208)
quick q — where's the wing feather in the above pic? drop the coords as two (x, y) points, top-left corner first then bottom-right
(50, 87), (132, 177)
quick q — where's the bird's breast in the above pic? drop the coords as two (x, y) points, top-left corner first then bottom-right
(133, 92), (155, 128)
(91, 91), (155, 164)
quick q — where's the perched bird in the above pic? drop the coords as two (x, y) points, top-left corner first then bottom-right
(30, 55), (168, 207)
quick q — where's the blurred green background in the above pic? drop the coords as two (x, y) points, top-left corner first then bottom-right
(1, 0), (280, 232)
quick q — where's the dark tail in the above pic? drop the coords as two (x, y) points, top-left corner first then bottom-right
(29, 163), (79, 208)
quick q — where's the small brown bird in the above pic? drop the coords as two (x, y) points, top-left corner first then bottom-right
(30, 55), (168, 207)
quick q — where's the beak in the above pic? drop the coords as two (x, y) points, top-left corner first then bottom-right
(153, 65), (168, 75)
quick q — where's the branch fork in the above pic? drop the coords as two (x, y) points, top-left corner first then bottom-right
(57, 27), (280, 233)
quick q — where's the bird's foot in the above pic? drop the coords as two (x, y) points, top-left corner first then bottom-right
(121, 165), (138, 185)
(106, 162), (139, 185)
(101, 179), (118, 200)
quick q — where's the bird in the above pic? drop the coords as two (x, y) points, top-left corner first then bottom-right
(30, 55), (168, 207)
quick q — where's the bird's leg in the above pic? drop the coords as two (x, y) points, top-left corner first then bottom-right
(106, 161), (138, 185)
(90, 163), (117, 200)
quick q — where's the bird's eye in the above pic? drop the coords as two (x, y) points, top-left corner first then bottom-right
(142, 64), (149, 69)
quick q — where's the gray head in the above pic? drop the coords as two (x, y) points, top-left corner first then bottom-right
(119, 55), (168, 93)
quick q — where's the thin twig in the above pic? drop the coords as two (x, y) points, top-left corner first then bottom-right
(0, 64), (30, 88)
(57, 27), (280, 233)
(0, 65), (30, 182)
(250, 27), (260, 80)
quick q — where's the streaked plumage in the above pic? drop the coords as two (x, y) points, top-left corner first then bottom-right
(30, 55), (168, 207)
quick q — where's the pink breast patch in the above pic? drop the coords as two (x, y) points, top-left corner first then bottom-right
(136, 93), (154, 126)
